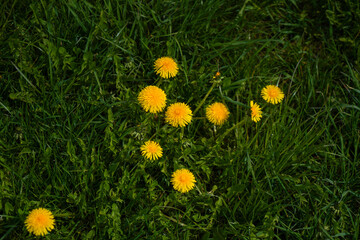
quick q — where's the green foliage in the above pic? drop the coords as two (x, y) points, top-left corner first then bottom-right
(0, 0), (359, 239)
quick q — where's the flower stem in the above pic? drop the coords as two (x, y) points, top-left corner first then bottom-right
(180, 127), (184, 140)
(180, 127), (184, 151)
(156, 78), (163, 87)
(193, 81), (217, 115)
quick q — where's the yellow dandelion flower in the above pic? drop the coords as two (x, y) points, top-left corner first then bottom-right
(171, 169), (196, 193)
(165, 102), (192, 127)
(138, 86), (167, 113)
(140, 140), (163, 160)
(205, 102), (230, 125)
(250, 101), (262, 122)
(25, 208), (55, 236)
(154, 57), (179, 78)
(261, 85), (284, 104)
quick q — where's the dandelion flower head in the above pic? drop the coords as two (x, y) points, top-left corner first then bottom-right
(154, 57), (179, 78)
(138, 86), (167, 113)
(140, 140), (163, 161)
(261, 85), (284, 104)
(250, 101), (262, 122)
(25, 208), (55, 236)
(165, 102), (192, 127)
(171, 169), (196, 193)
(213, 71), (221, 79)
(206, 102), (230, 125)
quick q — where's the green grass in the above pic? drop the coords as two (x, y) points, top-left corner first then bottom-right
(1, 0), (359, 239)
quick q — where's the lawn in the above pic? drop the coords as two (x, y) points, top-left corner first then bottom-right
(1, 0), (359, 239)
